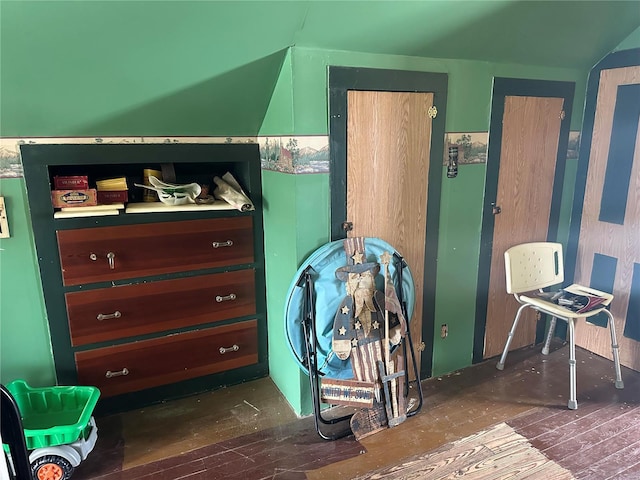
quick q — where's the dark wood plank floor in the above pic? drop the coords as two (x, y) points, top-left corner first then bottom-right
(508, 349), (640, 480)
(73, 341), (640, 480)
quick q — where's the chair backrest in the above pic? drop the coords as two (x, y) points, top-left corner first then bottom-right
(504, 242), (564, 294)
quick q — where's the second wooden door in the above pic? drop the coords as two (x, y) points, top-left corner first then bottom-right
(346, 90), (434, 369)
(484, 95), (564, 357)
(477, 79), (574, 361)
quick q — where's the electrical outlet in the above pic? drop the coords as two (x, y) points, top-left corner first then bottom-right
(440, 324), (448, 339)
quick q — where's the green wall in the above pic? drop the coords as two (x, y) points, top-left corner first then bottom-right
(285, 47), (587, 381)
(0, 179), (56, 386)
(3, 1), (635, 415)
(289, 47), (586, 134)
(0, 42), (589, 413)
(260, 169), (330, 416)
(259, 50), (311, 414)
(256, 46), (591, 413)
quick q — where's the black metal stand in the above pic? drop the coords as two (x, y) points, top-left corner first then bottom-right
(1, 384), (32, 480)
(394, 252), (424, 417)
(300, 267), (353, 440)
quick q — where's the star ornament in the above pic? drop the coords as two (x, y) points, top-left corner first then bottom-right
(339, 326), (347, 336)
(380, 251), (392, 266)
(352, 251), (364, 265)
(355, 320), (362, 330)
(351, 338), (358, 347)
(372, 320), (380, 329)
(341, 305), (350, 315)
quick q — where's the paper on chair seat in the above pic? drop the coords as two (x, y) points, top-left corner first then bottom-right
(530, 283), (612, 316)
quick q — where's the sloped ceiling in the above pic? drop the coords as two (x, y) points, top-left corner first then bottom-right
(294, 1), (640, 69)
(1, 1), (638, 136)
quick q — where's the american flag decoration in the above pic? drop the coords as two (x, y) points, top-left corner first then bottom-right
(320, 378), (375, 408)
(381, 251), (407, 337)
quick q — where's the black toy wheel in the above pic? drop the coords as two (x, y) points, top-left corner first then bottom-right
(31, 454), (75, 480)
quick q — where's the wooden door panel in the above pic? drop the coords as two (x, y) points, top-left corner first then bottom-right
(347, 90), (433, 369)
(574, 66), (640, 371)
(484, 96), (564, 358)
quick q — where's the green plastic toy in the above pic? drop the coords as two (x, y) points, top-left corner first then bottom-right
(3, 380), (100, 480)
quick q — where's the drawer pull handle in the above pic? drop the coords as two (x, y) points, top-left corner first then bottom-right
(107, 252), (116, 269)
(219, 344), (240, 355)
(97, 311), (122, 321)
(89, 253), (97, 261)
(212, 240), (233, 248)
(105, 368), (129, 378)
(216, 293), (237, 303)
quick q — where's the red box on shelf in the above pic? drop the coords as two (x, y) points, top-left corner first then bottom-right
(51, 189), (98, 208)
(97, 190), (128, 204)
(54, 175), (89, 190)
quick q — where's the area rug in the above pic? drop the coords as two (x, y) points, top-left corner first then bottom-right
(353, 422), (575, 479)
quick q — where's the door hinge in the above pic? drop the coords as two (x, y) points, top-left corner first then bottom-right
(559, 110), (566, 120)
(427, 106), (438, 119)
(342, 221), (353, 232)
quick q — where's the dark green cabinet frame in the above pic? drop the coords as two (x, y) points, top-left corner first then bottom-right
(21, 143), (268, 414)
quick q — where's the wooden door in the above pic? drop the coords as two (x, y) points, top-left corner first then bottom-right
(329, 67), (447, 377)
(483, 95), (566, 359)
(346, 90), (433, 366)
(572, 65), (640, 371)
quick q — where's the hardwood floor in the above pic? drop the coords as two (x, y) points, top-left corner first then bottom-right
(353, 422), (576, 479)
(73, 341), (640, 480)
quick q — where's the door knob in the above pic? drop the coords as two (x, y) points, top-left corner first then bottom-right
(491, 203), (501, 215)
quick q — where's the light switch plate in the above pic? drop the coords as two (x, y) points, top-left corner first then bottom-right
(0, 197), (10, 238)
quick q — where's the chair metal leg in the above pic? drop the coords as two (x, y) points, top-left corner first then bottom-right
(568, 318), (578, 410)
(604, 309), (624, 389)
(542, 316), (557, 355)
(496, 304), (529, 370)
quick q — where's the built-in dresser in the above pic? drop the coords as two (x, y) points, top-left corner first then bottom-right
(21, 143), (267, 413)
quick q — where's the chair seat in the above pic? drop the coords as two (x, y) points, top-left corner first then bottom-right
(519, 283), (613, 319)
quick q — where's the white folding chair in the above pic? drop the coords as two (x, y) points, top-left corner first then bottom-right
(496, 242), (624, 409)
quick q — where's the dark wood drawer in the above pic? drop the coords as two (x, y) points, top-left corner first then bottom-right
(57, 217), (254, 286)
(75, 320), (258, 397)
(65, 269), (256, 346)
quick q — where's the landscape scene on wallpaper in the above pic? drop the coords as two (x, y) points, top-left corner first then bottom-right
(443, 132), (488, 165)
(0, 132), (580, 179)
(0, 137), (257, 178)
(260, 136), (329, 174)
(0, 140), (24, 177)
(442, 131), (581, 165)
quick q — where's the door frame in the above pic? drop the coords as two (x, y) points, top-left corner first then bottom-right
(328, 66), (448, 378)
(565, 48), (640, 282)
(473, 77), (575, 363)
